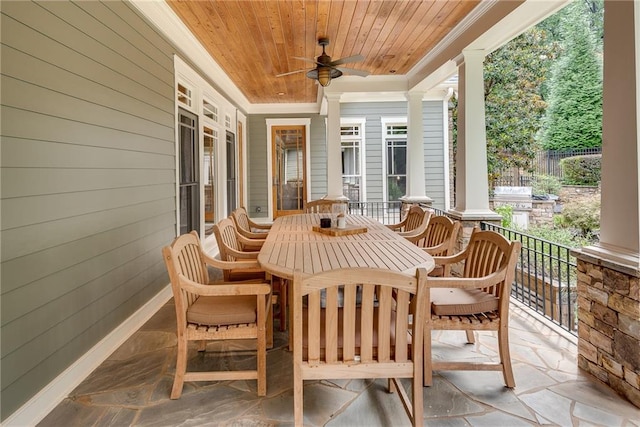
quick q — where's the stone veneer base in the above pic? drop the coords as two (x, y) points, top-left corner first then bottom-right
(573, 250), (640, 408)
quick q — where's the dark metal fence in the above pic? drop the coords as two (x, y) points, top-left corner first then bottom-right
(492, 147), (602, 189)
(347, 201), (402, 224)
(481, 222), (578, 335)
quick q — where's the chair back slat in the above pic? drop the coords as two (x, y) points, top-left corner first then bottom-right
(404, 207), (426, 232)
(213, 217), (242, 261)
(360, 285), (375, 362)
(233, 209), (251, 233)
(162, 231), (209, 327)
(463, 230), (513, 296)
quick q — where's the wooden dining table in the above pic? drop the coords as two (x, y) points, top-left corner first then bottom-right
(257, 213), (435, 280)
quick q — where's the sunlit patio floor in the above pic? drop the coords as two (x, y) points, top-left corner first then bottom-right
(39, 297), (639, 426)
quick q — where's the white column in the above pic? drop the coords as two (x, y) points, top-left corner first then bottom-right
(581, 0), (639, 268)
(325, 92), (347, 200)
(450, 50), (500, 220)
(401, 91), (432, 205)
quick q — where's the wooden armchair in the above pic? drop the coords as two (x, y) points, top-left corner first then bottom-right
(387, 205), (428, 233)
(303, 198), (346, 214)
(398, 208), (433, 240)
(231, 207), (271, 239)
(293, 267), (428, 426)
(405, 215), (461, 276)
(212, 217), (266, 280)
(423, 228), (521, 388)
(213, 217), (287, 332)
(162, 231), (271, 398)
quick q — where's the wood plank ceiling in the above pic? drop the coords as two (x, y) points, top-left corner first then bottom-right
(166, 0), (480, 104)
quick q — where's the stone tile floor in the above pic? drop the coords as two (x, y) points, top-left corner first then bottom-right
(39, 300), (639, 426)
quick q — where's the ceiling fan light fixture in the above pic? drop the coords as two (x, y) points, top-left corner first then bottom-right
(307, 66), (343, 87)
(318, 66), (332, 87)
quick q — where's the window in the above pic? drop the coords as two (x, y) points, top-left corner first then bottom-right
(203, 98), (218, 122)
(341, 124), (362, 202)
(226, 130), (237, 215)
(177, 82), (192, 107)
(178, 108), (199, 234)
(203, 126), (217, 231)
(385, 123), (407, 201)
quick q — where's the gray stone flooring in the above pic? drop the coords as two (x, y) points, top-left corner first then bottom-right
(39, 301), (639, 426)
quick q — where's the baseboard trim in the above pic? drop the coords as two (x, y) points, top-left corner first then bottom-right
(4, 285), (172, 427)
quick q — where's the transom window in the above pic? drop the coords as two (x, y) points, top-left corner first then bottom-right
(203, 99), (218, 123)
(177, 82), (192, 107)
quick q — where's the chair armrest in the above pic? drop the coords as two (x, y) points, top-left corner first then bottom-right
(224, 246), (260, 260)
(424, 269), (507, 290)
(247, 218), (272, 231)
(422, 242), (449, 256)
(386, 221), (405, 231)
(178, 274), (271, 296)
(237, 227), (269, 240)
(431, 246), (470, 266)
(236, 233), (265, 250)
(202, 253), (261, 271)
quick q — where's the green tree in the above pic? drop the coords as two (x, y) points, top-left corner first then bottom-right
(483, 27), (559, 178)
(539, 1), (602, 151)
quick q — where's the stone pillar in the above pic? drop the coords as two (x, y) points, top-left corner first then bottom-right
(448, 50), (501, 239)
(401, 91), (433, 208)
(575, 254), (640, 407)
(573, 0), (640, 409)
(324, 92), (347, 201)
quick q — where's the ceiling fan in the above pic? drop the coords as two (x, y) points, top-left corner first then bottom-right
(276, 38), (369, 87)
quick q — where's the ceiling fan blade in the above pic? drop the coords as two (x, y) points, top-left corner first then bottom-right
(292, 56), (320, 65)
(336, 67), (370, 77)
(330, 54), (364, 66)
(276, 69), (307, 77)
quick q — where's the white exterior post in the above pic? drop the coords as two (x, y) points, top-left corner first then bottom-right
(580, 0), (639, 268)
(325, 92), (347, 200)
(401, 91), (433, 205)
(450, 50), (500, 220)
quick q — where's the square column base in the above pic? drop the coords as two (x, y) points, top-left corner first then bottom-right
(573, 249), (640, 408)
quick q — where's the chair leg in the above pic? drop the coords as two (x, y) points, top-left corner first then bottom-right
(171, 337), (188, 399)
(423, 328), (433, 387)
(498, 325), (515, 388)
(293, 364), (303, 426)
(465, 330), (475, 344)
(257, 322), (267, 396)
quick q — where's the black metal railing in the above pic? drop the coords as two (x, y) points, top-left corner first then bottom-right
(481, 222), (578, 335)
(347, 201), (403, 224)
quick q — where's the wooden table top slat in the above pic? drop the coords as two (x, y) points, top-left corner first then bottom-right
(258, 214), (434, 279)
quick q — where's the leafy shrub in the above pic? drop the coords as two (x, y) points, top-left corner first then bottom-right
(555, 194), (600, 239)
(532, 174), (562, 196)
(561, 154), (601, 185)
(494, 204), (514, 228)
(525, 224), (592, 248)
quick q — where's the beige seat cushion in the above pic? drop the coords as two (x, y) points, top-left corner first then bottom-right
(430, 288), (498, 316)
(187, 295), (257, 326)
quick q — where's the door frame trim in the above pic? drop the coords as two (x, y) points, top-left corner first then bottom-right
(266, 118), (311, 219)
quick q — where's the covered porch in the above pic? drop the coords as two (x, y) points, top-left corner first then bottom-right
(38, 296), (640, 426)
